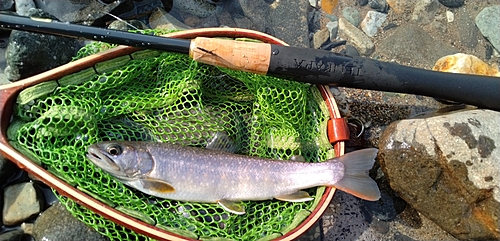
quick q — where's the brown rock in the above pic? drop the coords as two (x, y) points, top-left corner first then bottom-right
(433, 53), (500, 76)
(379, 109), (500, 240)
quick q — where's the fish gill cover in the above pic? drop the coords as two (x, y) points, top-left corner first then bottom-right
(8, 29), (335, 240)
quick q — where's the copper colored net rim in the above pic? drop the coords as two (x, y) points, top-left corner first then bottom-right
(0, 28), (345, 241)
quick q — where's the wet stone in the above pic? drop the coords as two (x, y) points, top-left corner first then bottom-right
(379, 108), (500, 240)
(2, 182), (43, 226)
(0, 155), (17, 184)
(4, 9), (81, 82)
(438, 0), (464, 8)
(32, 202), (109, 241)
(0, 229), (25, 241)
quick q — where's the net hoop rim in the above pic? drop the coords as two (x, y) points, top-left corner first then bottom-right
(0, 28), (345, 241)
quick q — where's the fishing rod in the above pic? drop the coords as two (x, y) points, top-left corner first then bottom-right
(1, 13), (499, 111)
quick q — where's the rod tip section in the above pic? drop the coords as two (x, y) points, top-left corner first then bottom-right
(189, 37), (271, 75)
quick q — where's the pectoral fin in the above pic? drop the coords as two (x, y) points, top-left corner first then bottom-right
(275, 191), (313, 202)
(217, 200), (245, 215)
(140, 178), (175, 194)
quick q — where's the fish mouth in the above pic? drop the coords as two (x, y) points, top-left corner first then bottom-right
(86, 145), (121, 172)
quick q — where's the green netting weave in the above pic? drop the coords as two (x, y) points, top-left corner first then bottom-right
(8, 34), (335, 240)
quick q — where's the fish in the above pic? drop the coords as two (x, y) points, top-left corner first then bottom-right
(86, 141), (381, 215)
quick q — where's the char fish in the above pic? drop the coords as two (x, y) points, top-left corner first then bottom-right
(86, 141), (380, 214)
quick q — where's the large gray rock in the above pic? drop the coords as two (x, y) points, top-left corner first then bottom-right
(475, 5), (500, 53)
(375, 24), (457, 69)
(4, 9), (81, 82)
(33, 0), (123, 24)
(379, 108), (500, 240)
(32, 202), (109, 241)
(2, 182), (43, 226)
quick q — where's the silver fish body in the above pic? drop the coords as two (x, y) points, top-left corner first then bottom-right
(87, 141), (380, 214)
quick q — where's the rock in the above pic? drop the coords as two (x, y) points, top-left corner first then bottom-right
(433, 53), (500, 76)
(342, 44), (360, 56)
(326, 20), (339, 40)
(0, 0), (14, 10)
(446, 10), (454, 22)
(379, 109), (500, 240)
(309, 0), (318, 8)
(375, 24), (457, 69)
(2, 182), (43, 226)
(358, 0), (369, 6)
(342, 7), (361, 27)
(338, 18), (375, 56)
(268, 0), (311, 48)
(149, 7), (191, 30)
(0, 229), (24, 241)
(386, 0), (415, 14)
(475, 5), (500, 53)
(438, 0), (464, 8)
(360, 11), (387, 37)
(21, 222), (34, 235)
(368, 0), (389, 13)
(33, 0), (122, 24)
(107, 20), (149, 31)
(32, 202), (109, 241)
(312, 28), (330, 49)
(15, 0), (35, 16)
(321, 0), (339, 15)
(411, 0), (440, 25)
(4, 9), (81, 82)
(172, 0), (221, 18)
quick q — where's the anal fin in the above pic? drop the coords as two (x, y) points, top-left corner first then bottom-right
(140, 178), (175, 194)
(275, 191), (313, 202)
(218, 200), (245, 215)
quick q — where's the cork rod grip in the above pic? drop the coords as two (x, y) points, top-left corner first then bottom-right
(189, 37), (272, 75)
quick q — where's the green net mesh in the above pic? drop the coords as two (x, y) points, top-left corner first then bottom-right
(8, 33), (335, 240)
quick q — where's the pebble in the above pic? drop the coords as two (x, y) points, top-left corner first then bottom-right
(357, 0), (369, 6)
(148, 7), (191, 30)
(32, 202), (108, 241)
(411, 0), (440, 25)
(342, 7), (361, 27)
(326, 20), (339, 40)
(309, 0), (318, 8)
(475, 5), (500, 53)
(379, 109), (500, 240)
(360, 11), (387, 37)
(312, 28), (330, 49)
(321, 0), (338, 14)
(445, 10), (454, 22)
(368, 0), (389, 13)
(438, 0), (464, 8)
(386, 0), (414, 14)
(432, 53), (500, 76)
(338, 18), (375, 56)
(2, 182), (43, 226)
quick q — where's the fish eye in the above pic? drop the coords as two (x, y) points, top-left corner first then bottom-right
(106, 144), (122, 156)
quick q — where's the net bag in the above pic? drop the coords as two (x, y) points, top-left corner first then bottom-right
(5, 28), (346, 240)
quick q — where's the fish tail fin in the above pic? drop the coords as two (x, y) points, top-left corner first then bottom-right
(331, 148), (381, 201)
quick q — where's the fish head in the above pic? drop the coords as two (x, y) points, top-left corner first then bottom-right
(86, 141), (154, 180)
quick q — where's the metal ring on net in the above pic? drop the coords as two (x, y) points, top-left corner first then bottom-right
(0, 28), (347, 240)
